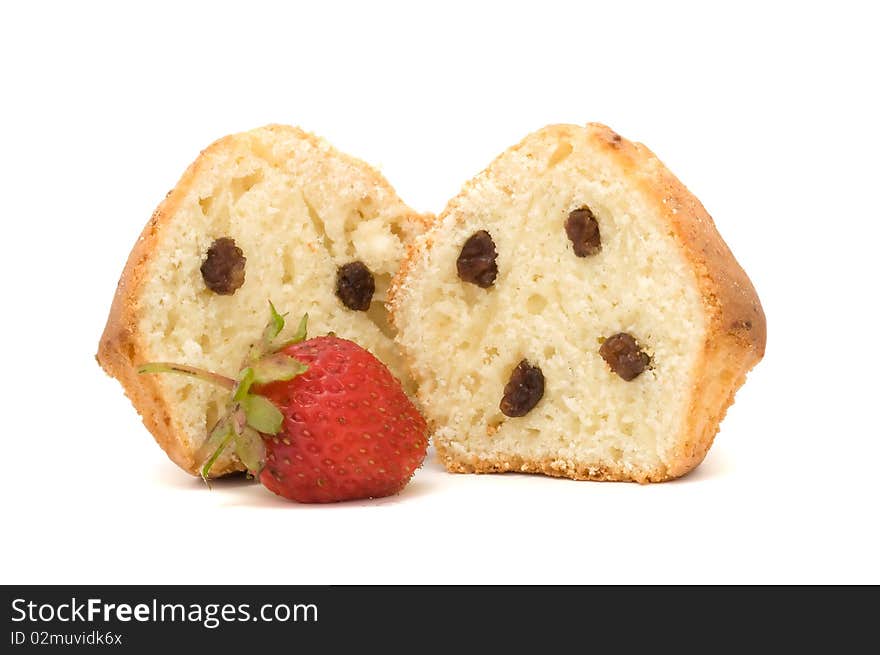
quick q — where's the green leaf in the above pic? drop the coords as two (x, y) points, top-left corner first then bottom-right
(138, 363), (235, 389)
(292, 313), (308, 342)
(261, 301), (286, 348)
(251, 353), (308, 385)
(274, 313), (310, 350)
(196, 415), (231, 463)
(233, 426), (266, 473)
(242, 393), (284, 435)
(233, 367), (255, 402)
(197, 419), (234, 483)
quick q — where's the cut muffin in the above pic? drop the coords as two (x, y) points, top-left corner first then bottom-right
(390, 123), (765, 482)
(98, 125), (427, 476)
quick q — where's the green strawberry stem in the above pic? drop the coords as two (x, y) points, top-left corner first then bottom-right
(137, 301), (310, 481)
(137, 363), (235, 389)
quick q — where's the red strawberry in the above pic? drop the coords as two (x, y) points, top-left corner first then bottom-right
(139, 303), (428, 503)
(255, 336), (427, 502)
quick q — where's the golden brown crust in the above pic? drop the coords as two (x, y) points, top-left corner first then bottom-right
(97, 125), (426, 477)
(433, 445), (650, 483)
(393, 123), (766, 482)
(97, 131), (239, 475)
(598, 123), (765, 479)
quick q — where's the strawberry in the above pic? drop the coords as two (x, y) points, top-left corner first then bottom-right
(254, 336), (427, 502)
(139, 303), (428, 503)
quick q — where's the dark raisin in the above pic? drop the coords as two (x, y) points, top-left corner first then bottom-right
(456, 230), (498, 288)
(565, 207), (601, 257)
(200, 237), (246, 295)
(599, 333), (650, 381)
(336, 261), (375, 311)
(500, 360), (545, 417)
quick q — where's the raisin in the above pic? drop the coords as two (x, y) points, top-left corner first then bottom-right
(500, 360), (545, 417)
(200, 237), (246, 295)
(336, 261), (375, 311)
(599, 333), (650, 381)
(456, 230), (498, 288)
(565, 207), (601, 257)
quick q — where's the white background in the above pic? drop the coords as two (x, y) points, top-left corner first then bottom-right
(2, 1), (877, 584)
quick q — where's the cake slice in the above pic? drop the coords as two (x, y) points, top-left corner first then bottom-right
(390, 123), (765, 482)
(98, 125), (427, 476)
